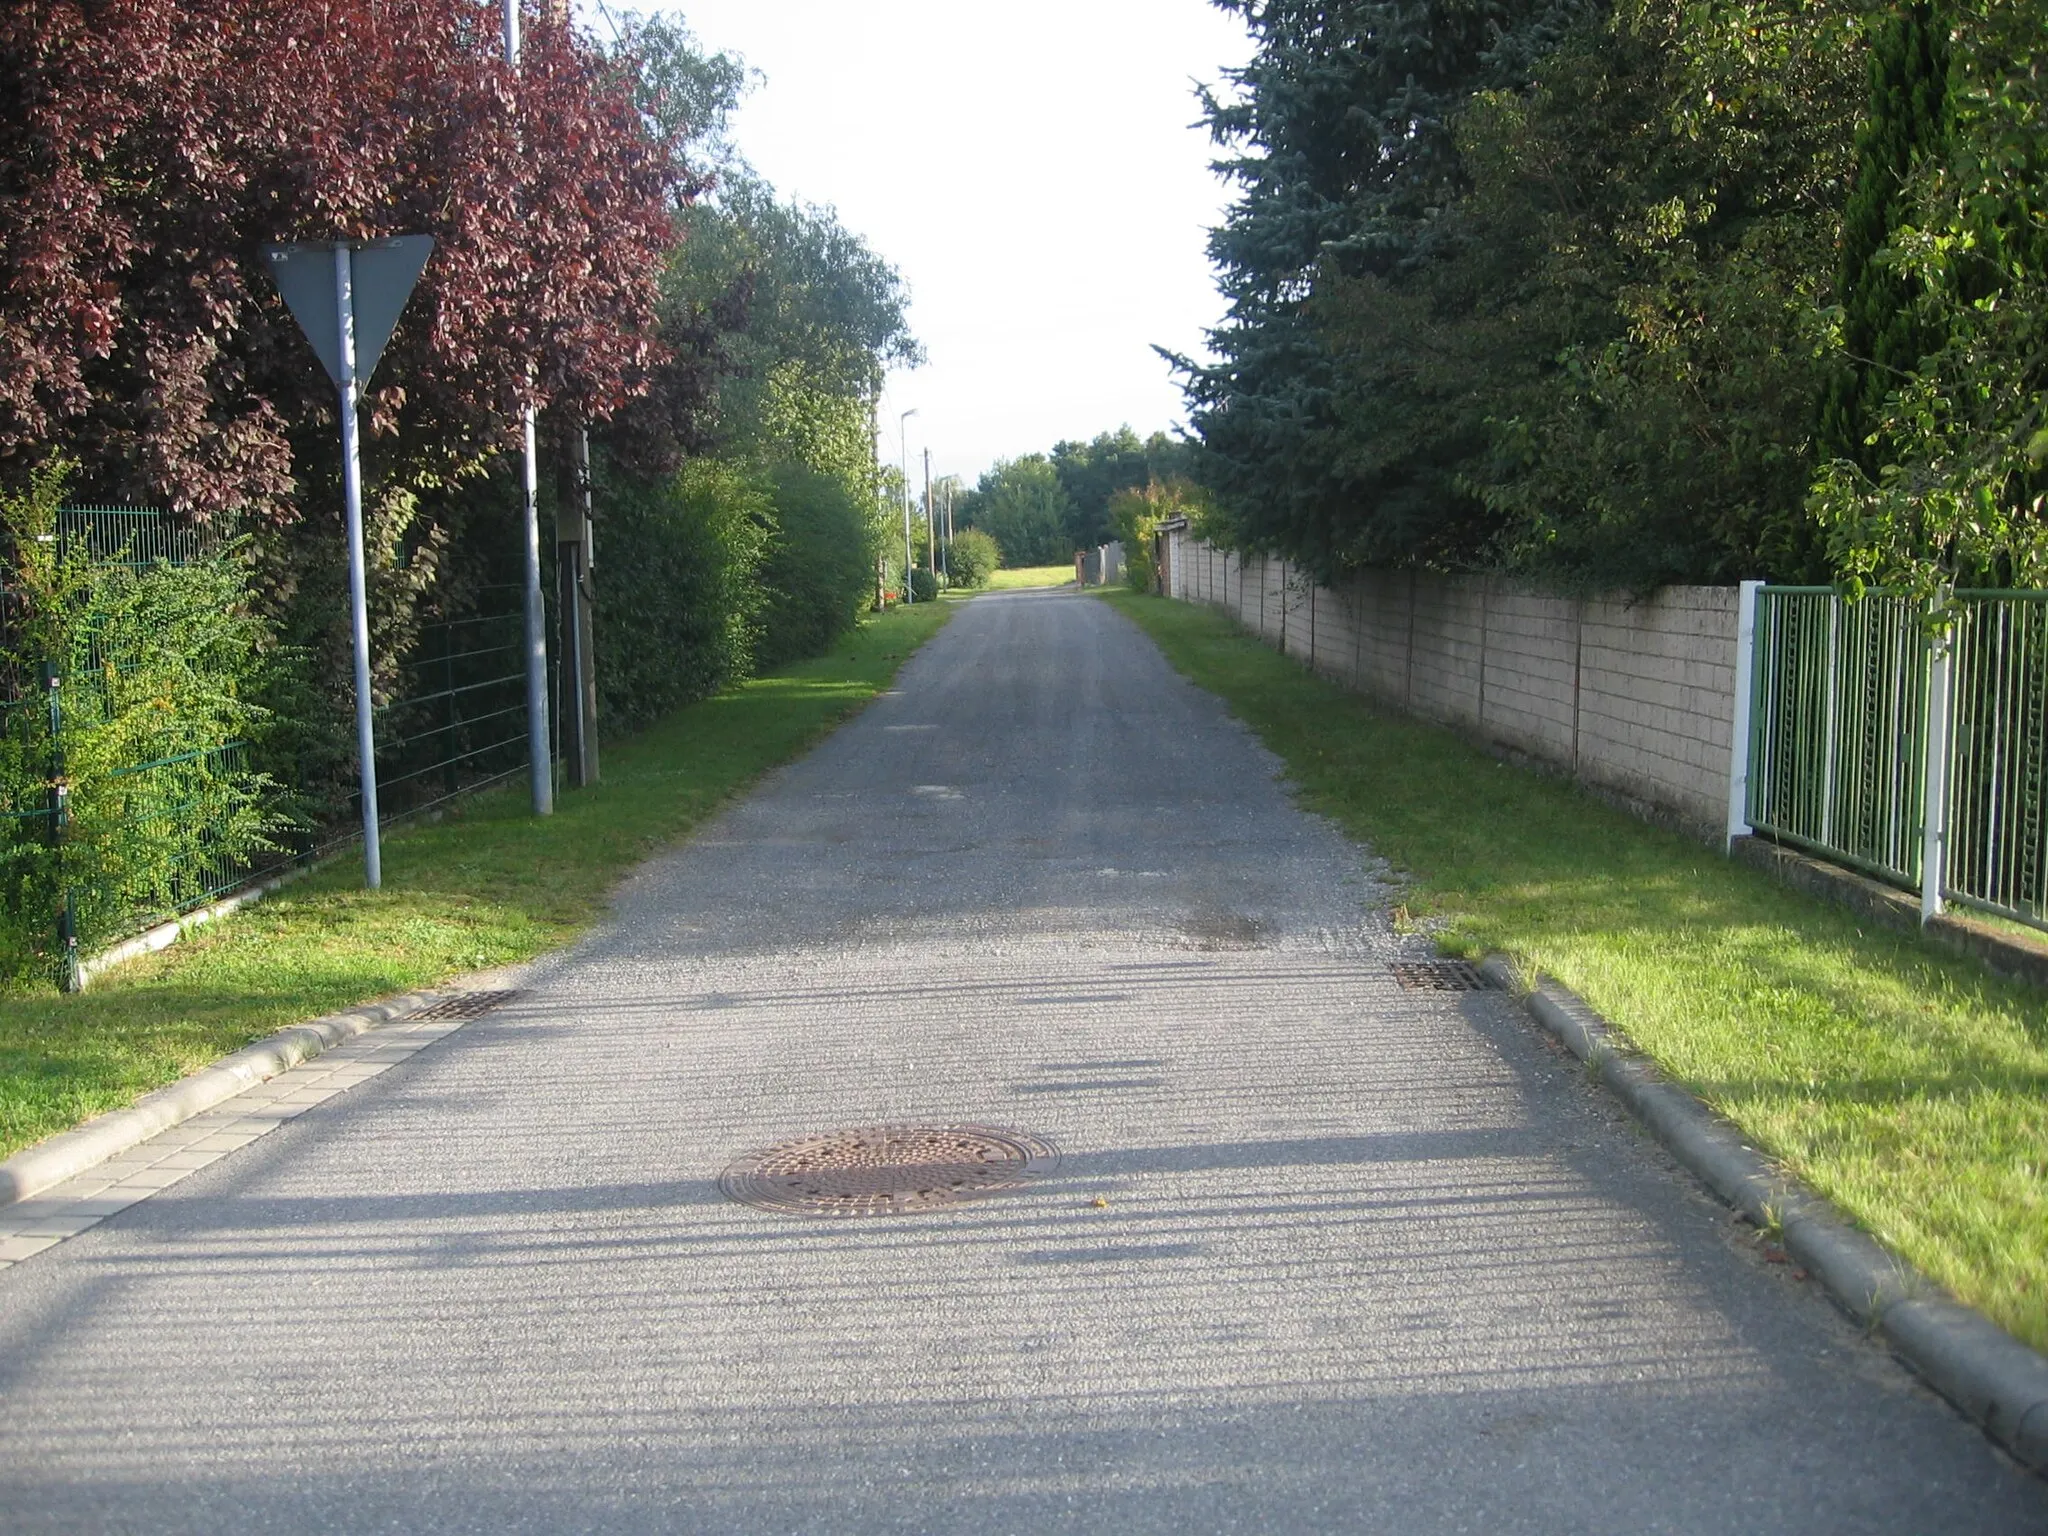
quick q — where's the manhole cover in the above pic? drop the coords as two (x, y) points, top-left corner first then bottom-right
(406, 989), (523, 1021)
(1389, 961), (1493, 992)
(720, 1123), (1060, 1217)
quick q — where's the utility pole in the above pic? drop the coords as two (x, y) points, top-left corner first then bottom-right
(871, 399), (886, 609)
(559, 431), (598, 787)
(505, 0), (552, 816)
(924, 447), (935, 581)
(899, 407), (918, 602)
(942, 479), (955, 581)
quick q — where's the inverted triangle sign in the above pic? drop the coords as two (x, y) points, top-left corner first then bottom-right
(265, 235), (434, 392)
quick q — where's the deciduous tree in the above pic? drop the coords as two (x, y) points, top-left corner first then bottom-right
(0, 0), (683, 520)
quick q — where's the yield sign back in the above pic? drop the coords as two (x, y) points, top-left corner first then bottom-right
(264, 235), (434, 392)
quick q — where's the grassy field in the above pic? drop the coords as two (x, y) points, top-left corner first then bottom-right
(1105, 589), (2048, 1351)
(0, 600), (956, 1162)
(986, 564), (1075, 590)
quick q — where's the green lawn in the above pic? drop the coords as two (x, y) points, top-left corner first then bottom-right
(0, 600), (956, 1161)
(986, 564), (1075, 590)
(1106, 589), (2048, 1352)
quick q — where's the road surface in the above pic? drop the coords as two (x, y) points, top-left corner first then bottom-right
(3, 587), (2042, 1532)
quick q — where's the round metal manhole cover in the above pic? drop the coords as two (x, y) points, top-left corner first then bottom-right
(719, 1123), (1060, 1217)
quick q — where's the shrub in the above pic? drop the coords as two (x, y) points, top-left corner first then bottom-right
(0, 461), (280, 982)
(1109, 482), (1188, 591)
(595, 457), (768, 731)
(945, 528), (999, 589)
(756, 462), (876, 668)
(908, 567), (939, 603)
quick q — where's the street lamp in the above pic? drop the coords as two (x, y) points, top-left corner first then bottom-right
(899, 407), (919, 603)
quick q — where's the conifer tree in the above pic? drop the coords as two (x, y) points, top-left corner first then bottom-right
(1820, 4), (1952, 473)
(1175, 0), (1586, 577)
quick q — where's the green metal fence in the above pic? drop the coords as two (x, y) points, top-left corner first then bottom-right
(1745, 587), (1929, 889)
(2, 515), (543, 987)
(1741, 585), (2048, 932)
(58, 505), (213, 569)
(1945, 592), (2048, 926)
(0, 510), (256, 985)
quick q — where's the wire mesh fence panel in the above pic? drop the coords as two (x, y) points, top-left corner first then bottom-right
(0, 515), (547, 983)
(1747, 587), (1928, 890)
(0, 509), (274, 983)
(75, 742), (261, 937)
(57, 506), (215, 569)
(0, 691), (61, 977)
(374, 587), (531, 821)
(1945, 593), (2048, 927)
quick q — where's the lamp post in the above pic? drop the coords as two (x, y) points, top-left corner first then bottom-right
(899, 407), (919, 603)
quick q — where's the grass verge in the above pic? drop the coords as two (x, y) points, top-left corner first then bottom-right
(1106, 589), (2048, 1351)
(986, 565), (1075, 591)
(0, 600), (956, 1162)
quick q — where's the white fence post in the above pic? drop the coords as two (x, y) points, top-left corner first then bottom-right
(1921, 596), (1953, 924)
(1726, 579), (1761, 851)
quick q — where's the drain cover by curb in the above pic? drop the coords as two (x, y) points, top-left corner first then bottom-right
(720, 1124), (1060, 1217)
(406, 989), (523, 1022)
(1389, 961), (1493, 992)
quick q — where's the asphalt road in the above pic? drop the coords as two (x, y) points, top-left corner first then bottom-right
(3, 587), (2044, 1533)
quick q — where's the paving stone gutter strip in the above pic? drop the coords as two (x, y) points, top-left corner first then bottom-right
(1477, 952), (2048, 1475)
(0, 969), (522, 1209)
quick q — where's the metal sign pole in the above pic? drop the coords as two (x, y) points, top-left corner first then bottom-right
(335, 244), (382, 888)
(519, 403), (551, 813)
(266, 233), (433, 891)
(504, 0), (552, 816)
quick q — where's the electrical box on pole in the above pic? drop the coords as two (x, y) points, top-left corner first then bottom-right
(265, 234), (434, 889)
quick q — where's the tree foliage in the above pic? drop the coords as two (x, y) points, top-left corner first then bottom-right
(594, 455), (767, 730)
(1812, 0), (2048, 594)
(1181, 0), (2048, 594)
(1049, 428), (1191, 550)
(1820, 4), (1954, 476)
(0, 0), (685, 521)
(957, 457), (1075, 566)
(1109, 479), (1204, 593)
(1174, 0), (1589, 579)
(586, 14), (918, 697)
(1443, 1), (1867, 588)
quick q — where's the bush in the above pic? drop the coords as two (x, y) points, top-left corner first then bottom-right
(908, 567), (939, 603)
(756, 462), (876, 669)
(945, 528), (999, 589)
(595, 457), (768, 731)
(0, 462), (280, 982)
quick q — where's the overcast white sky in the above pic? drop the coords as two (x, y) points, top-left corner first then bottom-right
(589, 1), (1254, 488)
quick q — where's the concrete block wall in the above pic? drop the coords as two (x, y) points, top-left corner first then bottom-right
(1480, 584), (1578, 764)
(1162, 530), (1739, 834)
(1576, 588), (1738, 825)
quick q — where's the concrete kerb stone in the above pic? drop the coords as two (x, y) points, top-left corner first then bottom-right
(1475, 953), (2048, 1476)
(0, 965), (527, 1209)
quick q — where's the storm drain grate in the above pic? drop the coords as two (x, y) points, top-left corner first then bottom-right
(1389, 961), (1494, 992)
(406, 989), (524, 1022)
(720, 1124), (1060, 1218)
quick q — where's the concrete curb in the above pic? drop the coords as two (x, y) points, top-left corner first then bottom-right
(1478, 952), (2048, 1476)
(0, 969), (521, 1209)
